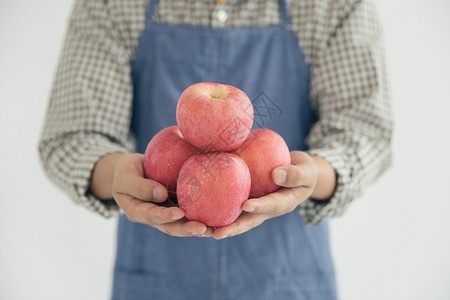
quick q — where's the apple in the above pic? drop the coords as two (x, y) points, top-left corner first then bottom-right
(176, 82), (254, 151)
(234, 128), (291, 198)
(143, 126), (201, 196)
(177, 152), (251, 227)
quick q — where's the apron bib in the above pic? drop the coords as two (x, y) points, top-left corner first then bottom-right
(112, 0), (337, 299)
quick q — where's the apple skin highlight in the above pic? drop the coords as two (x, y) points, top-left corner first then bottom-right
(176, 82), (254, 152)
(177, 152), (251, 227)
(143, 126), (201, 195)
(234, 129), (291, 198)
(143, 84), (291, 227)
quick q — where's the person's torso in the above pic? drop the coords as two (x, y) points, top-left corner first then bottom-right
(112, 1), (337, 299)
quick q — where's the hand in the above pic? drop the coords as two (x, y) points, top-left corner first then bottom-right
(94, 153), (213, 237)
(212, 151), (321, 239)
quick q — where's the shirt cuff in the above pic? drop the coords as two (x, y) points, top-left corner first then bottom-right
(71, 142), (129, 218)
(297, 147), (355, 226)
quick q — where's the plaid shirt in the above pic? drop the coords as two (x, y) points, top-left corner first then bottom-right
(38, 0), (393, 226)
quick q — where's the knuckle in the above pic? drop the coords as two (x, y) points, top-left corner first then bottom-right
(292, 168), (303, 185)
(272, 200), (282, 213)
(138, 205), (162, 226)
(143, 206), (160, 224)
(135, 203), (146, 216)
(136, 183), (151, 200)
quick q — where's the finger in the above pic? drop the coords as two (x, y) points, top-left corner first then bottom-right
(116, 173), (168, 203)
(272, 164), (316, 188)
(138, 202), (186, 225)
(115, 192), (185, 224)
(192, 226), (214, 238)
(212, 212), (267, 239)
(200, 226), (214, 237)
(241, 191), (286, 214)
(272, 165), (300, 187)
(242, 187), (311, 215)
(157, 219), (209, 237)
(289, 151), (313, 165)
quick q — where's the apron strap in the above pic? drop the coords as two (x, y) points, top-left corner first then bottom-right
(147, 0), (159, 22)
(279, 0), (292, 26)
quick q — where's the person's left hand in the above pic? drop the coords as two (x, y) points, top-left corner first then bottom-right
(212, 151), (318, 239)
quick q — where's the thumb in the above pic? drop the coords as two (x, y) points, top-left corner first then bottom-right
(272, 162), (316, 188)
(272, 165), (302, 188)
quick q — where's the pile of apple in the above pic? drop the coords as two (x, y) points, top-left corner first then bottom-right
(143, 83), (290, 227)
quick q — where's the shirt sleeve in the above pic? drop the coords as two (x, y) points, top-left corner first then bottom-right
(297, 0), (394, 226)
(38, 0), (138, 217)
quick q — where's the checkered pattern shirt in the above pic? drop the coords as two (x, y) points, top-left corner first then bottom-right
(38, 0), (393, 226)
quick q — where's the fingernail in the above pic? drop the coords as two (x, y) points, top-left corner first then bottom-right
(274, 169), (287, 184)
(153, 188), (165, 201)
(243, 207), (255, 212)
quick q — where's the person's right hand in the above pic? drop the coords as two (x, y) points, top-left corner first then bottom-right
(94, 153), (212, 237)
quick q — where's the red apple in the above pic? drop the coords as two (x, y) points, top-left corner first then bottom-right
(176, 82), (254, 151)
(177, 152), (251, 227)
(143, 126), (201, 195)
(234, 129), (291, 198)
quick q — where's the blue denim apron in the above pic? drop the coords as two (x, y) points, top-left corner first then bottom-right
(112, 0), (337, 299)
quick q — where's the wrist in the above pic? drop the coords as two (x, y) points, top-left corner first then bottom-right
(90, 152), (126, 200)
(309, 155), (337, 200)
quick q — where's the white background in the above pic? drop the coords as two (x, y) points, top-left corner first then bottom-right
(1, 0), (449, 299)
